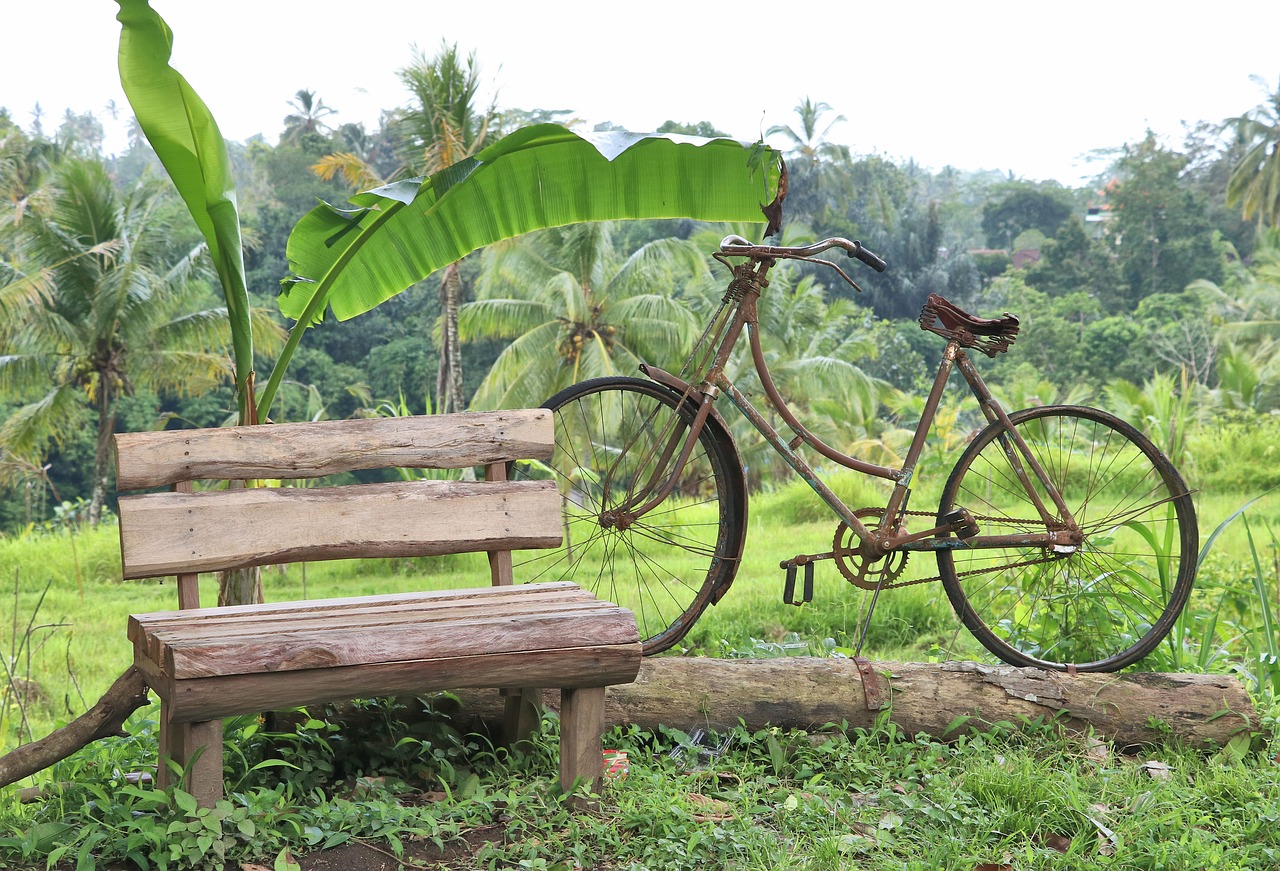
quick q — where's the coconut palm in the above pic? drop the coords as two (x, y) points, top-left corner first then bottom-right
(397, 42), (497, 414)
(0, 157), (280, 524)
(1227, 76), (1280, 227)
(459, 221), (706, 410)
(281, 89), (337, 145)
(767, 97), (850, 165)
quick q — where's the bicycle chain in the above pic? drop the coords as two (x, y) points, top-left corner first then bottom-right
(845, 508), (1068, 590)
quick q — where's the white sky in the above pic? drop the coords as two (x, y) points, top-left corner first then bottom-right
(4, 1), (1279, 186)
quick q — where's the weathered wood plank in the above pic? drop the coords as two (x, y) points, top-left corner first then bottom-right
(115, 409), (553, 490)
(157, 645), (643, 723)
(158, 608), (640, 679)
(119, 479), (561, 579)
(127, 583), (599, 646)
(134, 599), (621, 657)
(560, 687), (606, 794)
(133, 581), (587, 625)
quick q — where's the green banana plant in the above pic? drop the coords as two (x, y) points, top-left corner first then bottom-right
(116, 0), (786, 424)
(116, 0), (257, 424)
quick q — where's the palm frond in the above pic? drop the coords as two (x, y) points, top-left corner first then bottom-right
(0, 385), (88, 456)
(458, 298), (554, 341)
(468, 320), (567, 410)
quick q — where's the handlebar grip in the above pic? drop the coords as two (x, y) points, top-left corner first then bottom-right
(853, 243), (888, 273)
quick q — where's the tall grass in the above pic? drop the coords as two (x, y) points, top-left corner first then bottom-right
(1143, 493), (1280, 705)
(3, 456), (1280, 748)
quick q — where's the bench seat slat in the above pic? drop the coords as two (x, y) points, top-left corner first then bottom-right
(115, 409), (553, 489)
(130, 581), (585, 624)
(127, 584), (586, 625)
(148, 607), (640, 679)
(138, 644), (642, 724)
(119, 479), (561, 579)
(128, 586), (606, 647)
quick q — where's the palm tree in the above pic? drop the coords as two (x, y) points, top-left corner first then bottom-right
(281, 89), (337, 145)
(459, 222), (705, 409)
(396, 42), (497, 414)
(0, 157), (279, 524)
(1193, 230), (1280, 342)
(767, 98), (850, 165)
(1227, 76), (1280, 227)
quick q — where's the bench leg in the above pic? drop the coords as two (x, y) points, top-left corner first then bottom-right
(158, 716), (224, 808)
(558, 686), (605, 796)
(503, 687), (542, 748)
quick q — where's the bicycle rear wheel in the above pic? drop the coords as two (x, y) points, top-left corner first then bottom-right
(937, 405), (1197, 672)
(509, 376), (747, 655)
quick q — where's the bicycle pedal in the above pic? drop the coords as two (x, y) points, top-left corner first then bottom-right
(943, 507), (979, 539)
(781, 561), (815, 606)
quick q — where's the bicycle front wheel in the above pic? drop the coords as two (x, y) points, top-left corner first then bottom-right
(510, 376), (747, 655)
(937, 405), (1197, 672)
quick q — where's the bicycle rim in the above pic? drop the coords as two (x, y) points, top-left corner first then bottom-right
(937, 405), (1197, 672)
(509, 376), (746, 654)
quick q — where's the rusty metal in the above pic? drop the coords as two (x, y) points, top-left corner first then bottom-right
(853, 656), (884, 710)
(918, 293), (1020, 357)
(721, 378), (875, 540)
(833, 510), (909, 589)
(953, 352), (1077, 527)
(605, 234), (1150, 660)
(747, 316), (901, 482)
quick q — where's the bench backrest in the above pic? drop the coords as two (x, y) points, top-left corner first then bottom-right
(114, 410), (559, 604)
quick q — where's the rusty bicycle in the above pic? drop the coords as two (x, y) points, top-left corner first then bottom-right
(510, 234), (1198, 672)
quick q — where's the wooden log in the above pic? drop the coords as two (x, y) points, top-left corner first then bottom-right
(445, 657), (1256, 748)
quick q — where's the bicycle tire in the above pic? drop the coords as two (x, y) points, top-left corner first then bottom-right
(937, 405), (1197, 672)
(509, 376), (747, 655)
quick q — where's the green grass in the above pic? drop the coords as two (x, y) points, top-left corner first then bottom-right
(4, 467), (1280, 744)
(2, 466), (1280, 869)
(1, 702), (1277, 869)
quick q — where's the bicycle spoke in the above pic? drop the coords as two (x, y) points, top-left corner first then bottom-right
(939, 406), (1196, 672)
(508, 377), (746, 655)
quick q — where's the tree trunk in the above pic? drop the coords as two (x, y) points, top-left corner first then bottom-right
(0, 667), (151, 788)
(445, 658), (1255, 749)
(217, 566), (263, 607)
(5, 659), (1249, 789)
(87, 384), (115, 526)
(217, 480), (264, 606)
(435, 263), (466, 415)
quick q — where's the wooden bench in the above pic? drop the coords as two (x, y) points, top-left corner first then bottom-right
(114, 409), (641, 807)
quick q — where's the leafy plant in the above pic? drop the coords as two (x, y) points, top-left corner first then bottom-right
(116, 0), (786, 425)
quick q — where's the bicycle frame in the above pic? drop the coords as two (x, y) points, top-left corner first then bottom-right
(631, 257), (1083, 557)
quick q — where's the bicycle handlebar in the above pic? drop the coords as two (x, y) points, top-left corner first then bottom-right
(719, 234), (888, 273)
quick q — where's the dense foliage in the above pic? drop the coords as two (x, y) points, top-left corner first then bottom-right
(3, 68), (1280, 532)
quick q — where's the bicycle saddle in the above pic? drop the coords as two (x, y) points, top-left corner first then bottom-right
(918, 294), (1020, 357)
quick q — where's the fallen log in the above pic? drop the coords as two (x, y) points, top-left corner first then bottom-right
(3, 657), (1251, 791)
(0, 666), (151, 788)
(446, 658), (1256, 748)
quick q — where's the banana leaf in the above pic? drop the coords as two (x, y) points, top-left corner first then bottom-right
(115, 0), (255, 423)
(280, 126), (784, 324)
(263, 126), (784, 418)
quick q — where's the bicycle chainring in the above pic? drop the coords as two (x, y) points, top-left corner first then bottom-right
(833, 508), (909, 590)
